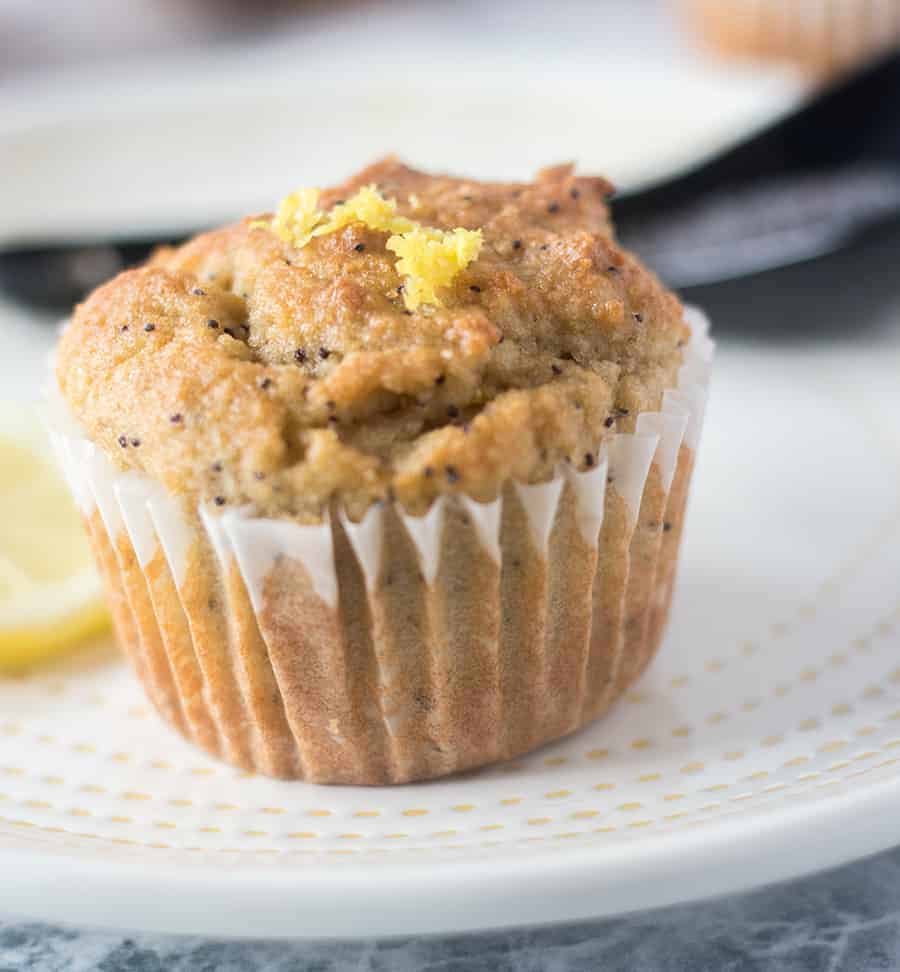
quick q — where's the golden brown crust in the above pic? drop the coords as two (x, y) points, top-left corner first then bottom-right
(57, 159), (688, 521)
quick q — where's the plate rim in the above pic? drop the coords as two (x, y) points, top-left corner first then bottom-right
(2, 771), (899, 939)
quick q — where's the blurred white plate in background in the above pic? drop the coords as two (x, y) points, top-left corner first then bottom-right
(0, 65), (801, 242)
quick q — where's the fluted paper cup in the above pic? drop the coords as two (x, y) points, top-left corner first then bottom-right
(47, 309), (713, 784)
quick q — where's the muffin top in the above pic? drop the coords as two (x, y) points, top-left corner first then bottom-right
(56, 158), (688, 522)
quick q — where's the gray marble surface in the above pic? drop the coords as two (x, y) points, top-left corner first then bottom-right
(4, 846), (900, 971)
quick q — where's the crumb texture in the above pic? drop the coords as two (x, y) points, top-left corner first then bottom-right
(57, 158), (688, 521)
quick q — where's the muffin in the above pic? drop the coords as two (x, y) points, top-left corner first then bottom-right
(678, 0), (900, 77)
(52, 159), (712, 784)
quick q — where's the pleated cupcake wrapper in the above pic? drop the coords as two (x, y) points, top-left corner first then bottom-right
(48, 307), (713, 782)
(50, 344), (711, 609)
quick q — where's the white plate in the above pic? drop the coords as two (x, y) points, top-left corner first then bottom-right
(3, 334), (900, 938)
(0, 57), (800, 243)
(0, 21), (861, 937)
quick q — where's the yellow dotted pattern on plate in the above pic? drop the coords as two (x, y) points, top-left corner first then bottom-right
(4, 747), (899, 856)
(2, 522), (900, 857)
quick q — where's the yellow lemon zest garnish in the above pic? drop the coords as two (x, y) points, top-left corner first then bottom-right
(254, 188), (324, 248)
(387, 227), (483, 311)
(313, 185), (415, 237)
(256, 184), (483, 310)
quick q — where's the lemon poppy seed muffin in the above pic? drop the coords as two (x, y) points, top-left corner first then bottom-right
(54, 159), (710, 784)
(58, 159), (685, 520)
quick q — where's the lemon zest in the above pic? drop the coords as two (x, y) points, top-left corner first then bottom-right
(256, 185), (483, 310)
(313, 185), (415, 237)
(254, 188), (324, 248)
(387, 227), (483, 311)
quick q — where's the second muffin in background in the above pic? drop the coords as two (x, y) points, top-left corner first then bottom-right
(53, 158), (712, 784)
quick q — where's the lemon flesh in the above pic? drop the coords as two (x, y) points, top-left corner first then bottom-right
(0, 413), (109, 672)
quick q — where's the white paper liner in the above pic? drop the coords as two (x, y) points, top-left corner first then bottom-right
(198, 503), (236, 576)
(458, 495), (503, 566)
(84, 443), (124, 540)
(606, 433), (660, 530)
(113, 475), (164, 569)
(50, 308), (714, 612)
(339, 503), (385, 590)
(514, 476), (565, 554)
(637, 412), (688, 494)
(221, 512), (338, 610)
(147, 490), (192, 590)
(399, 499), (444, 586)
(52, 429), (94, 515)
(565, 457), (609, 547)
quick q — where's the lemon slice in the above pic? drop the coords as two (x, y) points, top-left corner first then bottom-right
(0, 406), (109, 672)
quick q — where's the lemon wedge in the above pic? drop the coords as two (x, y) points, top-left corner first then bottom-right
(0, 407), (109, 672)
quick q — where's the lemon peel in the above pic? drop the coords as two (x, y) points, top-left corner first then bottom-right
(252, 187), (324, 248)
(387, 226), (483, 311)
(314, 185), (415, 238)
(257, 185), (483, 311)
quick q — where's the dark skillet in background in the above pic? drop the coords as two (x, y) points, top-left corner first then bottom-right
(612, 49), (900, 339)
